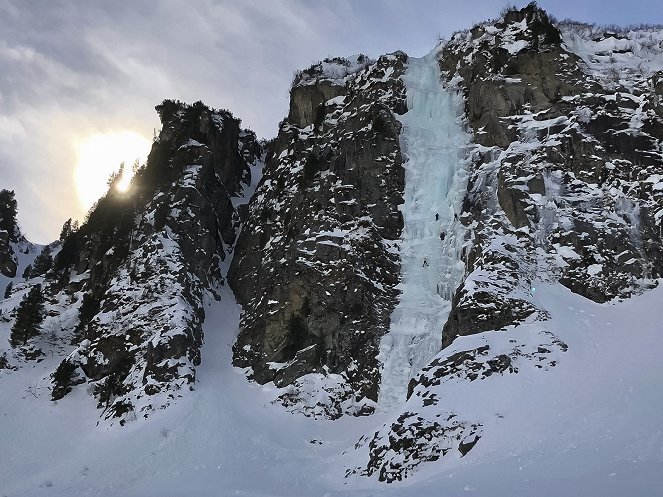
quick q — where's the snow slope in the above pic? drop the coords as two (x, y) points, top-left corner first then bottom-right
(2, 278), (662, 496)
(377, 48), (470, 408)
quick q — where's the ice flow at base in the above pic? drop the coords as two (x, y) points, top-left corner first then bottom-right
(378, 50), (470, 409)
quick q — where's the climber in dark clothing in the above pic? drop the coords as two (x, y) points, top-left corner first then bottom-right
(439, 231), (445, 241)
(435, 213), (439, 221)
(422, 258), (429, 267)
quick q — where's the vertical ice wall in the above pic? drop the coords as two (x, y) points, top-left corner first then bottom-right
(378, 49), (470, 409)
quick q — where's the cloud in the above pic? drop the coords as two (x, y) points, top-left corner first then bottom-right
(0, 0), (661, 243)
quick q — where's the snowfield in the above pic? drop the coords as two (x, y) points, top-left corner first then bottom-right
(1, 278), (662, 496)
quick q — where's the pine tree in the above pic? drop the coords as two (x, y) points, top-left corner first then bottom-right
(9, 284), (46, 347)
(22, 263), (32, 280)
(51, 359), (81, 400)
(4, 281), (12, 299)
(59, 218), (72, 241)
(54, 232), (80, 272)
(0, 189), (18, 239)
(75, 292), (100, 337)
(31, 246), (53, 276)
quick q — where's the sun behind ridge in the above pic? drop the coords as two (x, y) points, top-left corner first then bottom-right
(74, 131), (151, 211)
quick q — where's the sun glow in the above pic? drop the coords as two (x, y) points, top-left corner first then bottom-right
(74, 131), (151, 210)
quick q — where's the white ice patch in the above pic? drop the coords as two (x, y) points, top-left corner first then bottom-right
(377, 49), (471, 409)
(502, 39), (529, 54)
(587, 264), (603, 276)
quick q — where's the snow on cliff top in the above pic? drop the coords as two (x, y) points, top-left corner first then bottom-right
(292, 54), (374, 86)
(561, 22), (663, 85)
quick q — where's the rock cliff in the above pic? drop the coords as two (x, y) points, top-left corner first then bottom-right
(347, 4), (663, 480)
(229, 53), (407, 409)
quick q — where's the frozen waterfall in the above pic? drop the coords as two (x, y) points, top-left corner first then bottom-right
(377, 49), (470, 409)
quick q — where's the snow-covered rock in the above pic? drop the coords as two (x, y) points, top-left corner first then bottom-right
(229, 52), (408, 410)
(1, 100), (262, 422)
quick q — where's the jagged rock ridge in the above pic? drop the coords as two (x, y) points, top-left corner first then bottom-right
(1, 100), (261, 420)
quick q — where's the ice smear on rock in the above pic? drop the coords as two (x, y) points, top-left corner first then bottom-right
(377, 48), (470, 409)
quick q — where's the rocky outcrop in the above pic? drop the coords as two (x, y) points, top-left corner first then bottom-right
(229, 54), (407, 406)
(439, 2), (663, 347)
(348, 411), (483, 482)
(0, 100), (261, 421)
(410, 330), (567, 399)
(0, 230), (16, 278)
(70, 101), (260, 419)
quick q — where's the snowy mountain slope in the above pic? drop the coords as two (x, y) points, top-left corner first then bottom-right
(344, 281), (663, 493)
(1, 278), (661, 496)
(1, 3), (663, 495)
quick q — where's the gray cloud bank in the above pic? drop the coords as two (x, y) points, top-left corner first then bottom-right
(0, 0), (661, 243)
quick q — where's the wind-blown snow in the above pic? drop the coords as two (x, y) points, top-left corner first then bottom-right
(377, 48), (470, 408)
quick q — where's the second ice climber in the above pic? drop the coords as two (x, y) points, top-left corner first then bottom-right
(422, 258), (429, 267)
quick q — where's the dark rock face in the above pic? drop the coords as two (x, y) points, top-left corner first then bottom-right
(229, 53), (407, 405)
(0, 230), (16, 278)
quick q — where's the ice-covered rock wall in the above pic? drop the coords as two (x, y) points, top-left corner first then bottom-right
(377, 51), (471, 408)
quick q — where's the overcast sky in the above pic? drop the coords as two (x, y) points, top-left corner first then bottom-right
(1, 0), (662, 243)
